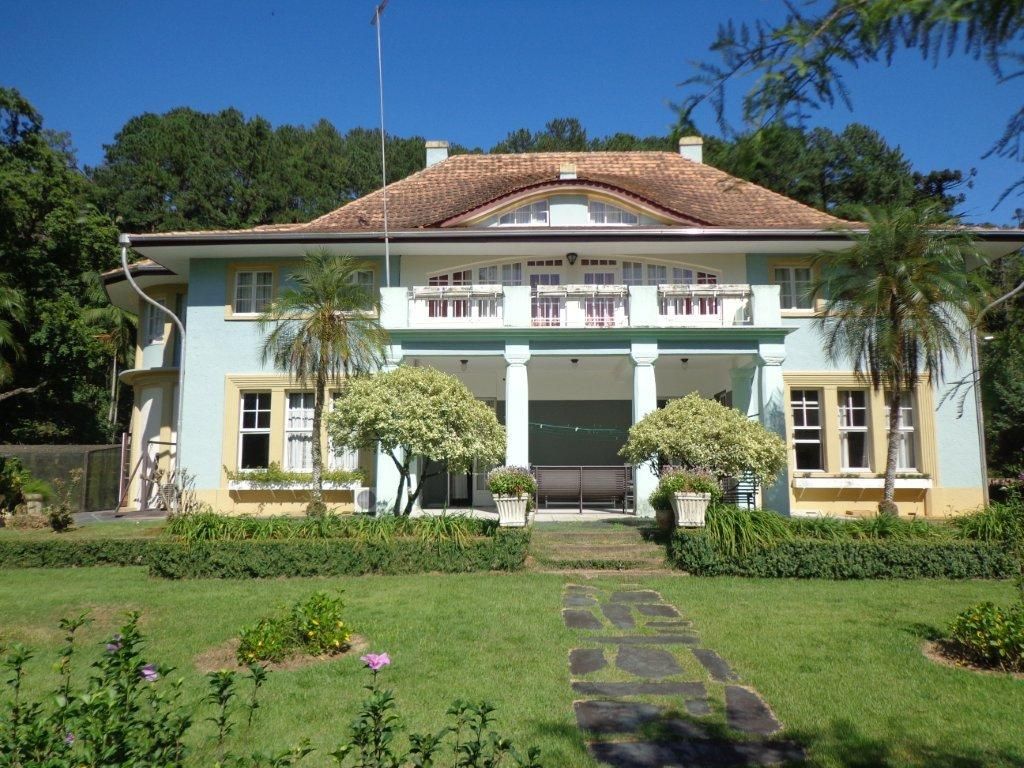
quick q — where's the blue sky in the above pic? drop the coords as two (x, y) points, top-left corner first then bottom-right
(4, 0), (1021, 224)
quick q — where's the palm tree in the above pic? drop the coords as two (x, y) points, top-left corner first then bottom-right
(259, 251), (388, 513)
(812, 203), (988, 515)
(0, 273), (25, 387)
(81, 271), (137, 428)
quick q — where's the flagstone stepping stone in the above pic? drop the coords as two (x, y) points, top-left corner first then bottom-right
(576, 701), (709, 738)
(594, 634), (697, 645)
(610, 590), (662, 603)
(725, 686), (782, 736)
(602, 602), (636, 629)
(572, 680), (705, 698)
(564, 594), (598, 607)
(636, 603), (680, 617)
(645, 620), (693, 630)
(566, 584), (598, 593)
(693, 648), (740, 682)
(588, 738), (804, 767)
(563, 609), (603, 630)
(569, 648), (607, 675)
(616, 645), (682, 679)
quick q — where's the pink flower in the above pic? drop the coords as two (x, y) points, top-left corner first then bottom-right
(360, 652), (391, 671)
(106, 634), (123, 653)
(139, 663), (159, 682)
(64, 732), (75, 746)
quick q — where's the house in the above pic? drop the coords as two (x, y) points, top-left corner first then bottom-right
(103, 138), (1024, 518)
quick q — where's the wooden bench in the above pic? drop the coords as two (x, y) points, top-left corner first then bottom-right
(533, 465), (633, 513)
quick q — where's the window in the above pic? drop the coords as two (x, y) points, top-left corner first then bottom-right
(584, 272), (615, 285)
(838, 390), (870, 470)
(886, 393), (917, 470)
(478, 263), (523, 286)
(238, 392), (271, 469)
(791, 389), (824, 470)
(497, 201), (548, 226)
(234, 270), (274, 314)
(329, 392), (360, 472)
(143, 299), (166, 345)
(588, 200), (639, 225)
(773, 267), (814, 310)
(647, 264), (667, 284)
(284, 392), (315, 472)
(622, 261), (644, 285)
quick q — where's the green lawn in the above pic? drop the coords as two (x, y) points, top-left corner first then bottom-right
(0, 566), (1020, 767)
(0, 519), (165, 540)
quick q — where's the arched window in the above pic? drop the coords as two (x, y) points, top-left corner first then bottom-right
(497, 201), (549, 226)
(588, 200), (639, 225)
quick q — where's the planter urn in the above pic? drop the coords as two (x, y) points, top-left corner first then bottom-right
(494, 494), (529, 527)
(23, 493), (44, 517)
(671, 492), (711, 528)
(655, 508), (675, 532)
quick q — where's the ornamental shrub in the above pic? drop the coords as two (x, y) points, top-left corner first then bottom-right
(237, 591), (351, 665)
(620, 392), (786, 485)
(649, 469), (722, 511)
(487, 466), (537, 497)
(947, 601), (1024, 672)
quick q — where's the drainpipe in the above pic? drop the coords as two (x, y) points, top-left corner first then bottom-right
(119, 234), (186, 476)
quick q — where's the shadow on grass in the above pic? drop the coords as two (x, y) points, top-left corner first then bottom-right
(904, 621), (945, 642)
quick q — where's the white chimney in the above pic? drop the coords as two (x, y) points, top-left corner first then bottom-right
(426, 140), (449, 167)
(678, 136), (703, 164)
(559, 163), (577, 180)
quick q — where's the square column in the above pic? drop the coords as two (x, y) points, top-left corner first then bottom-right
(631, 342), (659, 518)
(757, 342), (789, 514)
(504, 343), (531, 467)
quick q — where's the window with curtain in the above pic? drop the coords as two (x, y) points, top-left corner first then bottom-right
(773, 267), (813, 309)
(143, 299), (166, 345)
(588, 200), (639, 225)
(234, 270), (273, 314)
(329, 392), (360, 472)
(885, 393), (918, 470)
(497, 201), (548, 226)
(285, 392), (315, 472)
(838, 389), (871, 470)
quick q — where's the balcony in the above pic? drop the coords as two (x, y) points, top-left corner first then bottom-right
(382, 284), (781, 331)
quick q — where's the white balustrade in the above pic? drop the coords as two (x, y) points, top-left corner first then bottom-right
(408, 285), (504, 328)
(657, 284), (751, 327)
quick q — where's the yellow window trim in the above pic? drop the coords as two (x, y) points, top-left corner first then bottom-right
(782, 372), (937, 482)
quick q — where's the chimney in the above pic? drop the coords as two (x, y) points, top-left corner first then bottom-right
(678, 136), (703, 164)
(559, 163), (577, 180)
(425, 140), (449, 167)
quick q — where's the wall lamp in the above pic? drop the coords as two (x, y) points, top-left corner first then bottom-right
(566, 252), (578, 265)
(570, 358), (579, 366)
(460, 359), (469, 370)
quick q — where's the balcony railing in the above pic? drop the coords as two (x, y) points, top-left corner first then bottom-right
(386, 283), (771, 330)
(409, 285), (504, 328)
(657, 284), (751, 327)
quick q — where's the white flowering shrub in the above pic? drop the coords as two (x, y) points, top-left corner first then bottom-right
(619, 392), (786, 485)
(329, 366), (505, 515)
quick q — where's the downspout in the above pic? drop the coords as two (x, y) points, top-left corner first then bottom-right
(119, 234), (186, 475)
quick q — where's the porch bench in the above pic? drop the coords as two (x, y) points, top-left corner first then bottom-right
(534, 465), (632, 513)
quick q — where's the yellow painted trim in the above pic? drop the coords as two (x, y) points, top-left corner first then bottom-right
(224, 263), (278, 320)
(766, 258), (824, 313)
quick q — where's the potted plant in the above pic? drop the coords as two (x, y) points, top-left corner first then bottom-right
(487, 466), (536, 527)
(650, 469), (721, 529)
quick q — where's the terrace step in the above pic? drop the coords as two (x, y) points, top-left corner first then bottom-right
(528, 524), (670, 572)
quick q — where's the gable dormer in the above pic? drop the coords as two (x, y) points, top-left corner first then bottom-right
(461, 188), (680, 228)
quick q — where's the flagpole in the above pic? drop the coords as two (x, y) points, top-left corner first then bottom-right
(371, 0), (391, 288)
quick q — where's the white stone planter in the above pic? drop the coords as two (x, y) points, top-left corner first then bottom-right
(23, 493), (44, 517)
(671, 492), (711, 528)
(494, 494), (529, 527)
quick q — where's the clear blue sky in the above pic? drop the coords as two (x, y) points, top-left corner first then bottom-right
(4, 0), (1021, 224)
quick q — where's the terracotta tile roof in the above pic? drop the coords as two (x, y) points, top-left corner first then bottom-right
(300, 152), (846, 232)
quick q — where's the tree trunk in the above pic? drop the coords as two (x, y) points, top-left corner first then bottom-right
(881, 387), (903, 515)
(310, 366), (326, 512)
(107, 357), (118, 424)
(391, 454), (410, 516)
(402, 457), (430, 517)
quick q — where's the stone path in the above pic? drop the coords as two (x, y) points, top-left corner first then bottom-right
(563, 584), (803, 767)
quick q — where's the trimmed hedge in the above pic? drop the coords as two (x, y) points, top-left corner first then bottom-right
(0, 539), (153, 568)
(671, 529), (1016, 579)
(148, 531), (531, 578)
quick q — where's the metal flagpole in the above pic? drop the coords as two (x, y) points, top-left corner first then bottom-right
(371, 0), (391, 288)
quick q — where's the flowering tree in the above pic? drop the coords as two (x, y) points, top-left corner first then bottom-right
(328, 366), (505, 516)
(620, 392), (786, 486)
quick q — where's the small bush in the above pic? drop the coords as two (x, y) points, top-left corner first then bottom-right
(45, 469), (81, 532)
(947, 601), (1024, 672)
(0, 539), (153, 567)
(701, 504), (792, 556)
(237, 592), (351, 665)
(953, 501), (1024, 544)
(486, 466), (536, 497)
(224, 461), (365, 487)
(649, 469), (723, 512)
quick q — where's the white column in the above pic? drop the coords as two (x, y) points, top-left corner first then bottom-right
(757, 342), (789, 514)
(730, 364), (758, 419)
(630, 342), (659, 518)
(374, 345), (405, 513)
(504, 343), (531, 466)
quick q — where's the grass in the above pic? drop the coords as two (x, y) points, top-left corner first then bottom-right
(0, 566), (1022, 766)
(0, 519), (164, 540)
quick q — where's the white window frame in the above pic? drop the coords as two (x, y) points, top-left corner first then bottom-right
(238, 392), (272, 470)
(284, 391), (315, 472)
(477, 262), (523, 286)
(234, 270), (274, 315)
(886, 393), (918, 471)
(329, 392), (360, 472)
(838, 389), (871, 471)
(588, 200), (639, 225)
(773, 266), (814, 310)
(497, 201), (549, 226)
(143, 298), (166, 345)
(791, 389), (824, 471)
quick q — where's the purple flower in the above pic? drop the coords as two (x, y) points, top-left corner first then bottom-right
(360, 652), (391, 671)
(139, 663), (159, 682)
(106, 634), (122, 653)
(64, 732), (75, 746)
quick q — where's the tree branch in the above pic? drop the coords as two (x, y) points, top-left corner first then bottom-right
(0, 382), (45, 403)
